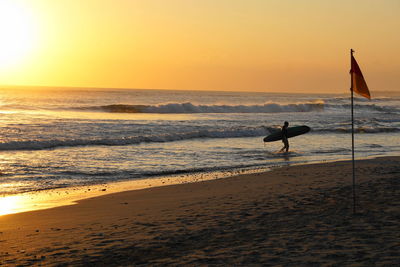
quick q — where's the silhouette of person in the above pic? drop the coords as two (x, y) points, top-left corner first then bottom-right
(280, 121), (289, 152)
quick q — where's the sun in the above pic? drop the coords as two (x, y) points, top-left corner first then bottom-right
(0, 1), (37, 70)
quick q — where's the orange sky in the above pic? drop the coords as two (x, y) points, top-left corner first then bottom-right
(0, 0), (399, 93)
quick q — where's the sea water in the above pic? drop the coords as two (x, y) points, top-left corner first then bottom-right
(0, 87), (399, 196)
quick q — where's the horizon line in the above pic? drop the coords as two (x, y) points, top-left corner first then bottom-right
(0, 83), (397, 95)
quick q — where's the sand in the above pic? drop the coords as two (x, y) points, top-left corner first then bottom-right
(0, 157), (399, 266)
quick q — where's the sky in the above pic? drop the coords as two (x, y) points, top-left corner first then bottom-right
(0, 0), (399, 93)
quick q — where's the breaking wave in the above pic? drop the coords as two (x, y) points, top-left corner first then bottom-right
(312, 127), (400, 134)
(84, 101), (325, 113)
(0, 127), (269, 151)
(76, 101), (399, 114)
(2, 99), (397, 115)
(325, 103), (399, 113)
(1, 124), (398, 151)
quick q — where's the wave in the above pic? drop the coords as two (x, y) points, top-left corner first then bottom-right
(1, 123), (398, 151)
(325, 103), (399, 113)
(2, 99), (397, 115)
(0, 127), (269, 151)
(76, 101), (399, 114)
(82, 101), (325, 114)
(312, 127), (400, 134)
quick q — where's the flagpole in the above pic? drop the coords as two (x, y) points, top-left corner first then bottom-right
(350, 49), (356, 214)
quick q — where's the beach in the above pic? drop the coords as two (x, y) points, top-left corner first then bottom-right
(1, 0), (399, 265)
(1, 156), (399, 266)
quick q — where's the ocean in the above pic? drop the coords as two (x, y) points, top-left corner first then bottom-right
(0, 87), (399, 196)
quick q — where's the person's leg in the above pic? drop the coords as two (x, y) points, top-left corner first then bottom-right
(280, 140), (286, 152)
(283, 138), (289, 152)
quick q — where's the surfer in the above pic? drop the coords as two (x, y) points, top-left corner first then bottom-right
(280, 121), (289, 152)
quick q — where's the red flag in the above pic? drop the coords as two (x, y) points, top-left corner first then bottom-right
(350, 54), (371, 99)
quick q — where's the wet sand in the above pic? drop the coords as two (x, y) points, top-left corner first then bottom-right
(1, 157), (399, 266)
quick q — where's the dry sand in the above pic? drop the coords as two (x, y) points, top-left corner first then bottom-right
(0, 157), (399, 266)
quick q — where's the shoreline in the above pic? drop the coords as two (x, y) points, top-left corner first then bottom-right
(0, 165), (272, 216)
(1, 156), (399, 265)
(0, 155), (388, 216)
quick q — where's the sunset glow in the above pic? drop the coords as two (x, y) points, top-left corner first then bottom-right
(0, 1), (37, 70)
(0, 0), (399, 92)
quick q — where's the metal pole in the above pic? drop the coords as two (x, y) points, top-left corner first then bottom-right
(350, 49), (356, 214)
(351, 89), (356, 214)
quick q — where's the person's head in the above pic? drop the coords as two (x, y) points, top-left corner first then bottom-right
(284, 121), (289, 127)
